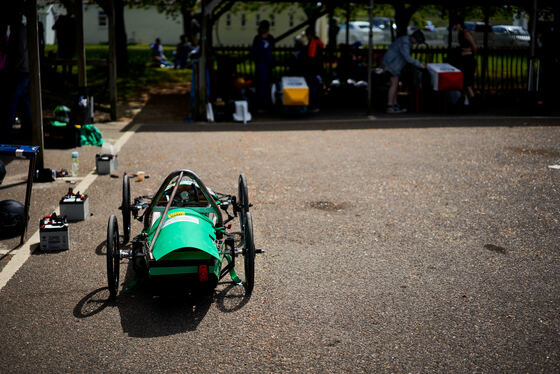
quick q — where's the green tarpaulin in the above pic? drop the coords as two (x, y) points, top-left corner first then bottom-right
(80, 124), (104, 146)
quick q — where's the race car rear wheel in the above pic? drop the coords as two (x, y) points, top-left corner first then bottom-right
(121, 173), (131, 245)
(242, 212), (255, 295)
(238, 174), (249, 230)
(106, 215), (120, 300)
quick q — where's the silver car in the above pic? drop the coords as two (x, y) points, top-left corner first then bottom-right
(492, 25), (530, 47)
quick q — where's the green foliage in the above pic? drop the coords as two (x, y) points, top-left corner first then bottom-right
(126, 0), (198, 19)
(331, 3), (520, 29)
(230, 1), (300, 17)
(43, 44), (190, 113)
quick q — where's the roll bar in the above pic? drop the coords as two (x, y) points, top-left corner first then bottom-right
(144, 170), (223, 259)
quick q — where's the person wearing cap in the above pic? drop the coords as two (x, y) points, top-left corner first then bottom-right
(382, 29), (426, 113)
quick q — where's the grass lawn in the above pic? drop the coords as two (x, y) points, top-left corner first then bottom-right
(42, 44), (191, 117)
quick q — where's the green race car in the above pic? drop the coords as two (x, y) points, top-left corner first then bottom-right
(105, 170), (260, 299)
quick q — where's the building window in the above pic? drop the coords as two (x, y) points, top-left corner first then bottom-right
(270, 15), (275, 27)
(98, 10), (107, 27)
(256, 14), (260, 27)
(241, 14), (246, 27)
(226, 14), (231, 27)
(289, 14), (294, 27)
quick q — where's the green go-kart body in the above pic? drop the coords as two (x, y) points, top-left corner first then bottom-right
(146, 208), (222, 279)
(105, 170), (257, 299)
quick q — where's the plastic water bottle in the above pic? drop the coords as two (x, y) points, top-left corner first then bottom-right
(71, 151), (79, 177)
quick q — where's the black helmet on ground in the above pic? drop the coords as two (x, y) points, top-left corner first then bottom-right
(0, 200), (25, 239)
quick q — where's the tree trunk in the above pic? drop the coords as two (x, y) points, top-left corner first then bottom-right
(393, 3), (419, 37)
(114, 0), (128, 74)
(95, 0), (127, 74)
(181, 4), (193, 41)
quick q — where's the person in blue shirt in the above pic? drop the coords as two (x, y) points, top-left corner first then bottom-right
(252, 20), (274, 111)
(150, 38), (171, 67)
(382, 29), (425, 113)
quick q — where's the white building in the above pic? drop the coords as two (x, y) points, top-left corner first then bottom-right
(213, 5), (310, 47)
(83, 4), (183, 45)
(38, 3), (65, 45)
(79, 4), (311, 47)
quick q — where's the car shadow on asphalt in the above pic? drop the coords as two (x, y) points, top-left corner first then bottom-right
(73, 287), (112, 318)
(122, 115), (560, 133)
(74, 236), (252, 337)
(73, 263), (213, 337)
(213, 282), (251, 313)
(117, 263), (215, 337)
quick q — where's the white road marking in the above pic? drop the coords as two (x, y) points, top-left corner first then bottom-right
(0, 231), (39, 287)
(114, 126), (138, 153)
(0, 123), (141, 293)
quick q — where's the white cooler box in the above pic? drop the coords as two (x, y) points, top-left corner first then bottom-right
(59, 189), (89, 222)
(40, 214), (69, 252)
(427, 63), (463, 91)
(273, 77), (309, 106)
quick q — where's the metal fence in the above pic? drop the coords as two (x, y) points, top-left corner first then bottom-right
(214, 45), (530, 92)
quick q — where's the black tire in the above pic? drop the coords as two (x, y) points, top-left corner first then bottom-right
(238, 174), (249, 230)
(122, 173), (131, 245)
(106, 215), (120, 300)
(242, 212), (255, 295)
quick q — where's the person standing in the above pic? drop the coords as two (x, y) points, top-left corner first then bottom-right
(52, 13), (76, 79)
(251, 20), (274, 112)
(2, 14), (31, 142)
(452, 17), (477, 105)
(174, 34), (192, 69)
(327, 18), (340, 51)
(303, 27), (325, 113)
(382, 29), (425, 113)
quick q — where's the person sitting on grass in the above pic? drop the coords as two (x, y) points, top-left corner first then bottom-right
(150, 38), (171, 67)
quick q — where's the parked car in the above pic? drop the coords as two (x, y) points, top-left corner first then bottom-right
(492, 25), (530, 47)
(444, 22), (530, 48)
(464, 21), (493, 33)
(335, 20), (393, 46)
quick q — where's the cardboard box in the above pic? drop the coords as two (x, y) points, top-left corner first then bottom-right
(40, 215), (69, 251)
(96, 154), (118, 175)
(60, 192), (89, 222)
(427, 63), (463, 91)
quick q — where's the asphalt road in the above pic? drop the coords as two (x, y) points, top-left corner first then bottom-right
(1, 114), (560, 373)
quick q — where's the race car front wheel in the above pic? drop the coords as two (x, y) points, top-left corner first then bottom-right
(238, 174), (249, 230)
(121, 173), (131, 245)
(243, 212), (256, 295)
(106, 215), (120, 300)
